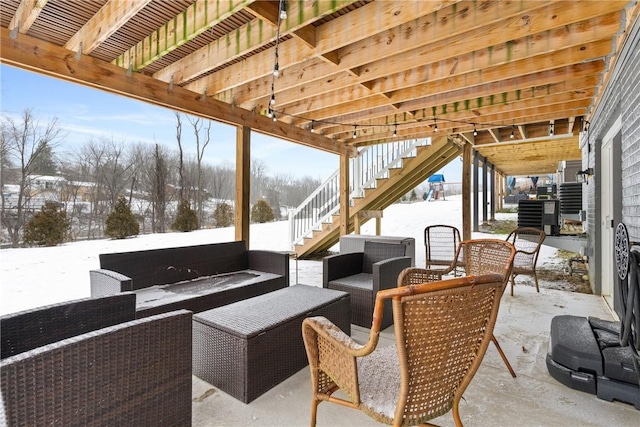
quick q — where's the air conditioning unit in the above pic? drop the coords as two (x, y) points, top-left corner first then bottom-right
(517, 199), (560, 236)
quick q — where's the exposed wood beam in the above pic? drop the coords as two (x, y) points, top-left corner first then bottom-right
(114, 0), (255, 71)
(65, 0), (151, 55)
(189, 0), (457, 95)
(8, 0), (48, 34)
(0, 28), (356, 158)
(259, 11), (621, 115)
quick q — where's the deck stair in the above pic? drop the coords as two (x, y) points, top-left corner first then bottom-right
(289, 135), (461, 258)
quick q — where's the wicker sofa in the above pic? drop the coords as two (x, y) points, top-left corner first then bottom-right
(90, 241), (290, 317)
(0, 294), (193, 426)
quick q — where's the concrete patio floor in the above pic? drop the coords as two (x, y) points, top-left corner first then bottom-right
(191, 260), (639, 426)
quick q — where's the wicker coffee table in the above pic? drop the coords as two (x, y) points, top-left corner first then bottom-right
(192, 285), (350, 403)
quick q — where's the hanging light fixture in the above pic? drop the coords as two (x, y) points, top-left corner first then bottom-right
(510, 125), (515, 139)
(279, 0), (287, 20)
(310, 120), (315, 133)
(473, 124), (478, 137)
(353, 125), (357, 139)
(393, 123), (398, 137)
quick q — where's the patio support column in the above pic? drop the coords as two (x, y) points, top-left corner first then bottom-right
(482, 158), (488, 226)
(235, 125), (250, 248)
(497, 172), (504, 211)
(340, 154), (350, 236)
(462, 142), (472, 240)
(473, 150), (479, 232)
(490, 164), (496, 222)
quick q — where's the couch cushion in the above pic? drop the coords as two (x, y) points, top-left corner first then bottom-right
(362, 241), (406, 274)
(328, 273), (373, 290)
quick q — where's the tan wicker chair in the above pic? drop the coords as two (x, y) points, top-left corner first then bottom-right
(424, 224), (462, 274)
(505, 227), (546, 296)
(302, 273), (506, 427)
(398, 239), (517, 378)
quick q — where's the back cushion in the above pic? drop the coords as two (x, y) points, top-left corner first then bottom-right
(99, 241), (248, 289)
(362, 241), (406, 274)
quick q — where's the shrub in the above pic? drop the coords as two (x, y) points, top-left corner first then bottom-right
(172, 199), (199, 232)
(24, 201), (70, 246)
(213, 201), (234, 227)
(251, 198), (274, 223)
(105, 197), (140, 239)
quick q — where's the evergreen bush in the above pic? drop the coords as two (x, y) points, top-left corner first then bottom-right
(213, 201), (234, 227)
(172, 199), (199, 232)
(24, 201), (70, 246)
(251, 198), (274, 223)
(105, 197), (140, 239)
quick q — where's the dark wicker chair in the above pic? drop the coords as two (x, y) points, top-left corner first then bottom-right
(303, 274), (506, 426)
(424, 224), (462, 274)
(323, 240), (412, 329)
(398, 239), (517, 378)
(505, 227), (547, 295)
(1, 296), (193, 427)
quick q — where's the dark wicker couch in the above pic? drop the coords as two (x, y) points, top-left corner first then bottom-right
(0, 294), (193, 426)
(90, 240), (290, 317)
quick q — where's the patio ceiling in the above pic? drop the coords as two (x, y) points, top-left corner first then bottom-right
(1, 0), (638, 177)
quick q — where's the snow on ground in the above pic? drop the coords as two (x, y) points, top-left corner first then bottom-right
(0, 195), (563, 315)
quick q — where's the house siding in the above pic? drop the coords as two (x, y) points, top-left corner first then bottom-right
(586, 23), (640, 295)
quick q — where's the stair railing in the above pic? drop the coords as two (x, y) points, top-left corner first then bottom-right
(288, 138), (430, 249)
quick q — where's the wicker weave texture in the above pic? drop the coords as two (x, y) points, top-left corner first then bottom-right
(1, 310), (193, 427)
(1, 293), (136, 359)
(506, 227), (546, 294)
(193, 285), (350, 403)
(303, 274), (504, 427)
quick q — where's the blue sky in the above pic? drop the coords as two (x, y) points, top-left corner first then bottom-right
(0, 64), (461, 182)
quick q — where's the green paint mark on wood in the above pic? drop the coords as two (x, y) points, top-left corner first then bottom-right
(502, 92), (508, 104)
(453, 101), (459, 112)
(515, 89), (521, 101)
(477, 97), (483, 108)
(506, 40), (513, 62)
(464, 100), (470, 110)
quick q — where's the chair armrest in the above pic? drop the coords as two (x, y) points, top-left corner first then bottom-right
(90, 269), (133, 296)
(397, 267), (443, 286)
(248, 250), (290, 278)
(372, 256), (412, 293)
(323, 252), (365, 286)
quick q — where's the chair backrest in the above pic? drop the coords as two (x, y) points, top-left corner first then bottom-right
(458, 239), (516, 281)
(373, 274), (505, 424)
(505, 227), (546, 270)
(424, 225), (461, 270)
(362, 241), (406, 273)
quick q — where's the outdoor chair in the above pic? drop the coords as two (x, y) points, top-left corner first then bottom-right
(505, 227), (547, 296)
(424, 224), (462, 275)
(302, 273), (506, 427)
(399, 239), (517, 378)
(323, 240), (412, 329)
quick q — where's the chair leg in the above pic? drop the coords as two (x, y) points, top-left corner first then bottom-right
(310, 398), (319, 427)
(510, 273), (516, 296)
(533, 272), (540, 293)
(491, 335), (517, 378)
(452, 399), (463, 427)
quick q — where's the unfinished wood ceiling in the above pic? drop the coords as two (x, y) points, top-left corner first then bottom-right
(1, 0), (638, 176)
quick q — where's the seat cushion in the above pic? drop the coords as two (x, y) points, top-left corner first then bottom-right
(358, 345), (399, 421)
(327, 273), (373, 290)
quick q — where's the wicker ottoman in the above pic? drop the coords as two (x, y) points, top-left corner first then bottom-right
(192, 285), (350, 403)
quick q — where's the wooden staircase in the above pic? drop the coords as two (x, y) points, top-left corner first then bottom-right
(294, 136), (461, 258)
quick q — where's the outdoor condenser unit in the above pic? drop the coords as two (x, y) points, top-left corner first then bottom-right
(517, 199), (560, 236)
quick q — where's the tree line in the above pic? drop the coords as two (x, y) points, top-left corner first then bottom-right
(1, 109), (323, 247)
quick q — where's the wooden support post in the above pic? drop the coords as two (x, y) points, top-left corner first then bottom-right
(473, 150), (479, 233)
(490, 164), (496, 222)
(462, 143), (472, 240)
(355, 210), (383, 235)
(340, 154), (350, 237)
(235, 126), (250, 248)
(482, 158), (488, 226)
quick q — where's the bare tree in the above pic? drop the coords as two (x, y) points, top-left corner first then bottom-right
(1, 109), (63, 246)
(175, 112), (185, 201)
(187, 116), (211, 223)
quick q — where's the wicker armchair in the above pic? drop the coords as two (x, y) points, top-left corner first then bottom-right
(1, 296), (193, 426)
(323, 240), (412, 329)
(505, 227), (546, 295)
(424, 224), (462, 274)
(398, 239), (517, 378)
(302, 274), (506, 427)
